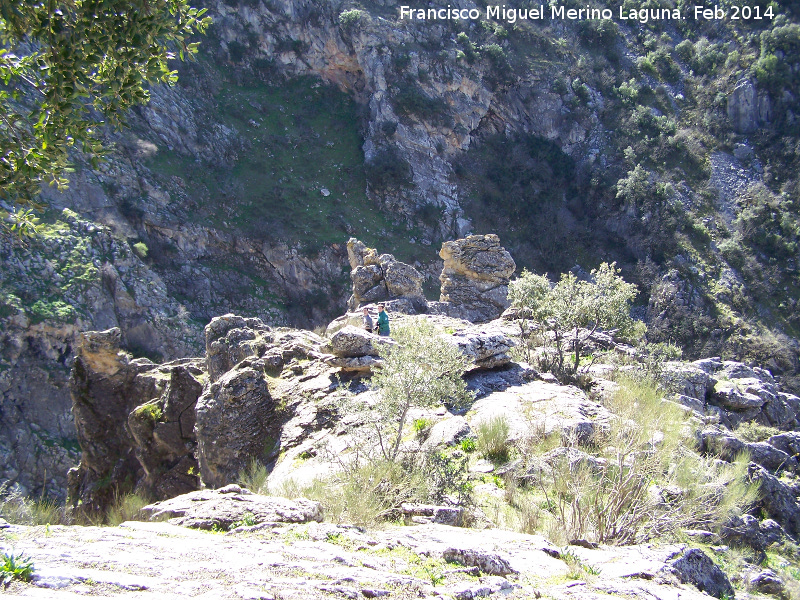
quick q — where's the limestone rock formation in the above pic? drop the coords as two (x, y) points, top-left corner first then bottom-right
(346, 238), (425, 311)
(433, 234), (516, 323)
(67, 328), (205, 515)
(727, 79), (771, 134)
(667, 548), (735, 599)
(329, 325), (395, 358)
(139, 484), (324, 530)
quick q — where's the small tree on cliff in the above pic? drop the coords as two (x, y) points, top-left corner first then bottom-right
(508, 262), (638, 378)
(369, 317), (474, 461)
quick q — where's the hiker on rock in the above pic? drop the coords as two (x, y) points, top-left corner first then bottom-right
(376, 303), (390, 337)
(361, 306), (373, 332)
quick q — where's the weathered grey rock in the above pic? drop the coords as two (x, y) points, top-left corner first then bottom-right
(140, 486), (323, 529)
(401, 503), (464, 526)
(747, 569), (785, 597)
(660, 363), (715, 401)
(195, 365), (277, 489)
(446, 576), (515, 600)
(767, 431), (800, 457)
(346, 239), (424, 310)
(322, 354), (382, 374)
(437, 234), (516, 323)
(713, 380), (766, 410)
(445, 326), (514, 370)
(749, 464), (800, 537)
(668, 548), (734, 599)
(204, 314), (271, 382)
(531, 447), (607, 477)
(442, 547), (517, 576)
(127, 364), (205, 499)
(727, 78), (771, 133)
(699, 430), (797, 474)
(68, 329), (205, 515)
(469, 380), (611, 448)
(329, 325), (395, 358)
(421, 416), (472, 452)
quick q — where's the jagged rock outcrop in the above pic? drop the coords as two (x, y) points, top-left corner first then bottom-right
(661, 358), (800, 430)
(67, 328), (205, 515)
(346, 238), (426, 311)
(433, 235), (516, 323)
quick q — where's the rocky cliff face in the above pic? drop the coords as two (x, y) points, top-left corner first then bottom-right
(4, 0), (800, 501)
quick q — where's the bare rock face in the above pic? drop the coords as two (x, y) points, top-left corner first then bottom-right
(346, 238), (425, 311)
(195, 364), (277, 489)
(139, 484), (323, 530)
(435, 234), (516, 323)
(67, 329), (205, 516)
(127, 362), (205, 500)
(727, 78), (771, 134)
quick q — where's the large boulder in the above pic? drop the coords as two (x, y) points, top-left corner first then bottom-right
(204, 314), (272, 382)
(749, 464), (800, 538)
(436, 234), (516, 323)
(194, 363), (277, 489)
(727, 78), (771, 134)
(667, 548), (734, 599)
(346, 238), (425, 311)
(329, 325), (395, 358)
(445, 325), (514, 370)
(127, 362), (205, 499)
(139, 484), (323, 529)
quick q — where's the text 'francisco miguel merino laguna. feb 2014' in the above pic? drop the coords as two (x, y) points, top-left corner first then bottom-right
(399, 4), (775, 24)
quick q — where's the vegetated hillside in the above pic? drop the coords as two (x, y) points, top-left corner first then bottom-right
(4, 2), (800, 376)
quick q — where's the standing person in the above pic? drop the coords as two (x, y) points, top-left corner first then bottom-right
(376, 303), (390, 337)
(361, 306), (373, 332)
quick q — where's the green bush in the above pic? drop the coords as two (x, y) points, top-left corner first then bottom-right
(508, 263), (638, 378)
(365, 148), (412, 191)
(369, 318), (474, 461)
(237, 457), (270, 494)
(392, 85), (450, 126)
(29, 299), (77, 325)
(107, 491), (152, 526)
(525, 374), (760, 544)
(339, 9), (365, 33)
(132, 241), (149, 259)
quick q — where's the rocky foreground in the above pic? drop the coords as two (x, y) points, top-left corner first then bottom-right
(0, 486), (769, 600)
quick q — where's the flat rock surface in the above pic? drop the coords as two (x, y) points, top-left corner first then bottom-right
(2, 520), (744, 599)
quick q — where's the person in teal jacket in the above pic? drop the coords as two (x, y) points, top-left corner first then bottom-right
(376, 303), (390, 336)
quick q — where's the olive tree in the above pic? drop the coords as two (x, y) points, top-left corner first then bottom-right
(369, 317), (474, 461)
(508, 262), (638, 377)
(0, 1), (211, 206)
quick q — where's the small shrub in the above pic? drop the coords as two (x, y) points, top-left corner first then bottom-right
(460, 437), (476, 453)
(238, 457), (270, 493)
(476, 416), (511, 463)
(413, 418), (432, 439)
(134, 402), (163, 423)
(1, 551), (34, 584)
(0, 483), (70, 525)
(132, 241), (148, 259)
(735, 421), (781, 443)
(107, 491), (151, 526)
(339, 9), (365, 32)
